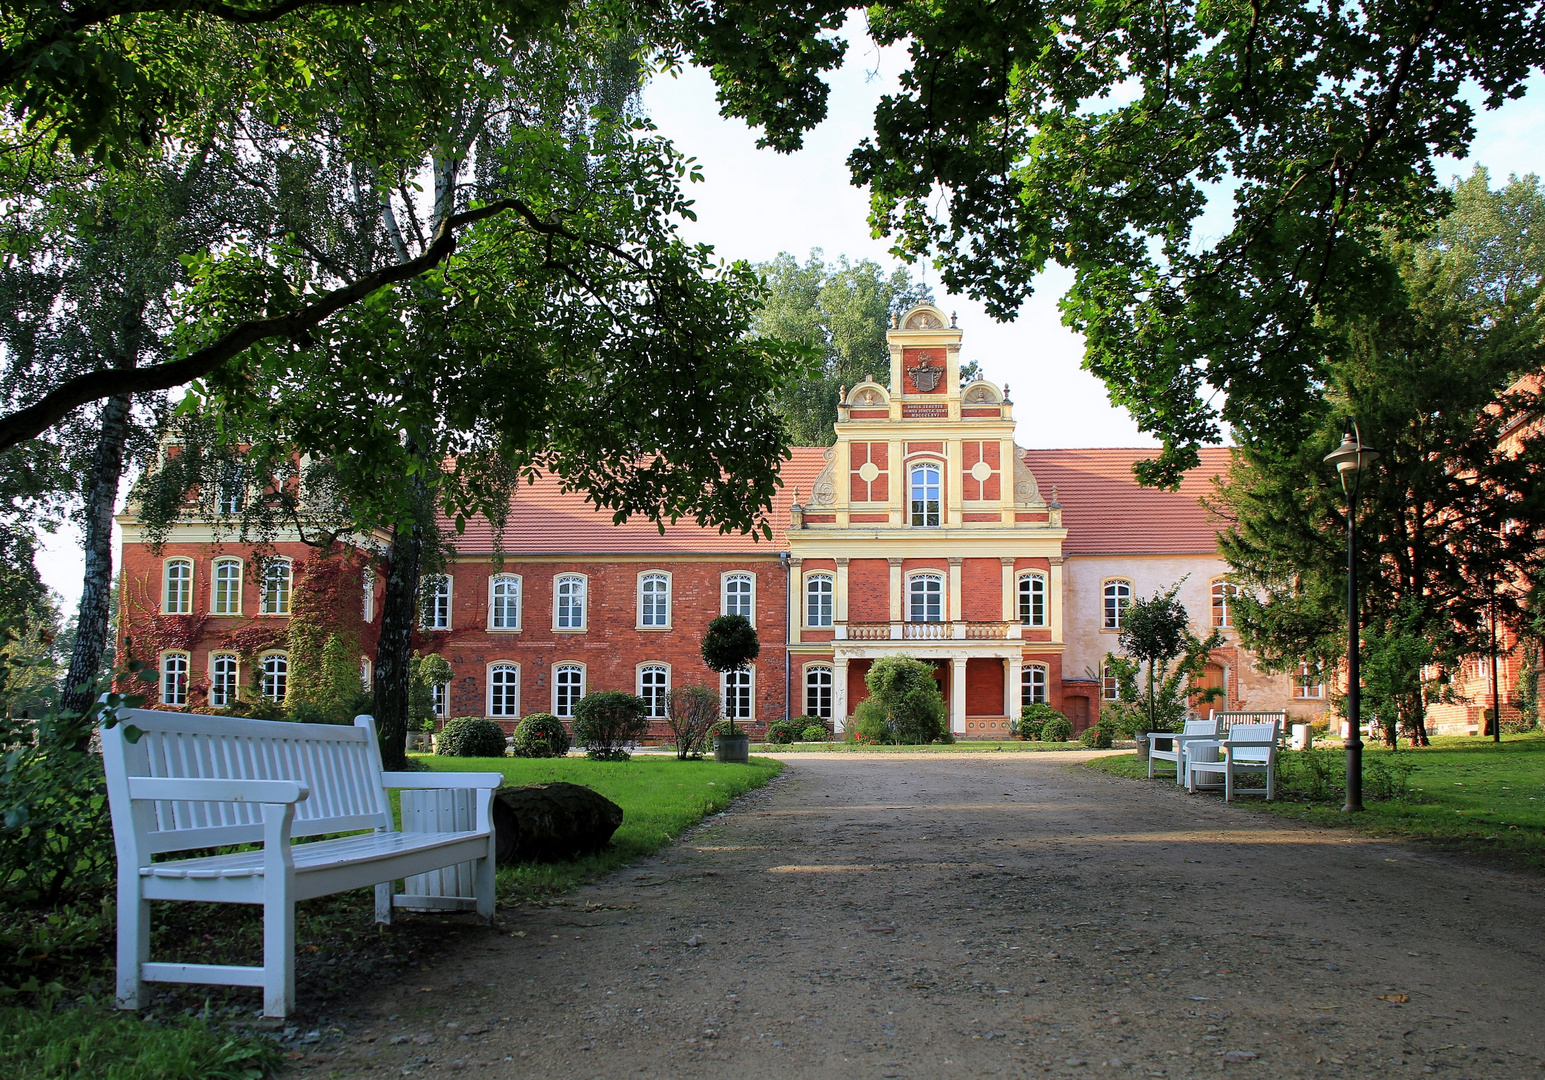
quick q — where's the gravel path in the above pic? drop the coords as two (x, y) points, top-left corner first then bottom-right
(326, 751), (1545, 1078)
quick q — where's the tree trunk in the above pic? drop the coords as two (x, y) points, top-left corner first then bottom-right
(61, 392), (133, 722)
(373, 478), (428, 769)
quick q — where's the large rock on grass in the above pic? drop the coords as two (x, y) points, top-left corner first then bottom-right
(491, 783), (623, 864)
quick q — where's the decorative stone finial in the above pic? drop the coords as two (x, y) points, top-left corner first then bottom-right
(951, 310), (958, 327)
(891, 313), (899, 328)
(1048, 485), (1061, 508)
(1002, 382), (1011, 402)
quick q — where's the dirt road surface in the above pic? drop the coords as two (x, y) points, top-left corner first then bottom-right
(324, 752), (1545, 1078)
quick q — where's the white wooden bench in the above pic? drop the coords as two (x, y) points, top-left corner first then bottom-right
(1147, 717), (1223, 785)
(1211, 709), (1287, 733)
(102, 710), (501, 1018)
(1185, 720), (1281, 801)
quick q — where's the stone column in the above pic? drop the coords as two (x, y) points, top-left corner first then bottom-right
(1006, 654), (1023, 723)
(835, 557), (850, 624)
(950, 656), (968, 735)
(948, 557), (963, 623)
(833, 655), (849, 732)
(1000, 556), (1016, 623)
(888, 557), (904, 623)
(789, 556), (803, 645)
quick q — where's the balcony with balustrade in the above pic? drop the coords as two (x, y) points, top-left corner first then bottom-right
(835, 621), (1021, 641)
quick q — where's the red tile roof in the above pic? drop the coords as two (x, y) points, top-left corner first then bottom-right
(1022, 447), (1232, 555)
(446, 447), (828, 556)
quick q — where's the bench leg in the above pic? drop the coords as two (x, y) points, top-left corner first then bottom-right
(475, 834), (496, 924)
(116, 877), (149, 1010)
(1225, 764), (1234, 802)
(375, 882), (394, 925)
(262, 897), (296, 1018)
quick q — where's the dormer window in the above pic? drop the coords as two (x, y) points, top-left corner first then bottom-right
(909, 463), (941, 527)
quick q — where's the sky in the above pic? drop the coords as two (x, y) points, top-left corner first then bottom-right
(32, 33), (1545, 610)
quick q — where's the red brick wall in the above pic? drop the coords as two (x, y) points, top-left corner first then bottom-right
(961, 558), (1001, 622)
(847, 559), (890, 622)
(966, 657), (1004, 715)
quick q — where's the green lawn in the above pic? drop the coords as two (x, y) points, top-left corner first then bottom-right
(415, 753), (783, 901)
(1086, 732), (1545, 867)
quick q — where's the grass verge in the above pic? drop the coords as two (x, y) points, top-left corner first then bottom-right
(1085, 732), (1545, 868)
(416, 754), (783, 902)
(0, 999), (282, 1080)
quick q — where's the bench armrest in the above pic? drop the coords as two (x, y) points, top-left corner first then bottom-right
(1222, 740), (1278, 748)
(127, 777), (309, 804)
(381, 772), (504, 790)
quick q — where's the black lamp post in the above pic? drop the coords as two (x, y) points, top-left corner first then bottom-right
(1324, 423), (1379, 813)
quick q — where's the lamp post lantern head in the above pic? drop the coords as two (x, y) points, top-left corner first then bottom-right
(1323, 429), (1379, 495)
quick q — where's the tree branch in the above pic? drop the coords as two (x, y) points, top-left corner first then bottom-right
(0, 194), (579, 452)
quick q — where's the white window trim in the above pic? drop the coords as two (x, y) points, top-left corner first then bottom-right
(209, 652), (239, 708)
(907, 458), (945, 528)
(1211, 579), (1237, 629)
(162, 558), (193, 615)
(259, 557), (293, 616)
(552, 572), (589, 632)
(1017, 571), (1048, 627)
(804, 572), (835, 629)
(804, 663), (834, 720)
(553, 662), (587, 718)
(721, 666), (756, 722)
(422, 574), (453, 631)
(721, 571), (757, 627)
(1102, 578), (1133, 631)
(637, 570), (673, 630)
(1022, 663), (1049, 706)
(1101, 663), (1119, 701)
(211, 557), (244, 616)
(906, 571), (946, 623)
(362, 567), (376, 623)
(259, 650), (289, 701)
(159, 651), (190, 706)
(360, 657), (373, 691)
(637, 662), (671, 719)
(486, 661), (521, 718)
(488, 573), (523, 632)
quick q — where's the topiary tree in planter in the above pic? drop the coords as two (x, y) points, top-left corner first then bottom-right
(699, 615), (759, 735)
(511, 712), (570, 758)
(572, 691), (649, 761)
(1116, 580), (1225, 739)
(408, 652), (454, 734)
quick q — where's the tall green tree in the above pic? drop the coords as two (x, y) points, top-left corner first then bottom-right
(751, 251), (933, 444)
(1113, 580), (1224, 735)
(1213, 169), (1545, 746)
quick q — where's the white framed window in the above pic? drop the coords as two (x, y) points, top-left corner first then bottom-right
(161, 652), (189, 706)
(805, 665), (833, 720)
(805, 573), (834, 628)
(639, 664), (670, 718)
(362, 567), (375, 622)
(360, 657), (372, 690)
(488, 663), (520, 717)
(554, 664), (585, 717)
(909, 462), (942, 527)
(260, 559), (292, 615)
(554, 574), (587, 630)
(163, 559), (193, 614)
(212, 558), (242, 615)
(216, 467), (245, 516)
(431, 681), (449, 718)
(489, 574), (522, 630)
(1212, 580), (1238, 628)
(908, 573), (944, 623)
(639, 572), (671, 628)
(1101, 663), (1118, 701)
(210, 653), (238, 708)
(1103, 579), (1132, 630)
(1022, 664), (1048, 706)
(722, 572), (755, 624)
(422, 575), (451, 630)
(261, 653), (288, 701)
(722, 667), (754, 721)
(1293, 663), (1324, 700)
(1018, 572), (1047, 627)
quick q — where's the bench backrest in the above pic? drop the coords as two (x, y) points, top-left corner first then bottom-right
(1225, 722), (1280, 764)
(1181, 717), (1222, 736)
(1212, 710), (1287, 734)
(102, 710), (392, 857)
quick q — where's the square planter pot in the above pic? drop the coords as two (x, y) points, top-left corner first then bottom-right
(714, 733), (750, 764)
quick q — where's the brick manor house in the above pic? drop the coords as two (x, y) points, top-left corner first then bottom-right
(119, 306), (1327, 738)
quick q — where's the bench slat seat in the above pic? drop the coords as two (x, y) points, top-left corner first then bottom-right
(104, 709), (500, 1018)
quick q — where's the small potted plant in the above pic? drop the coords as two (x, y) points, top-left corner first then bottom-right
(700, 614), (759, 764)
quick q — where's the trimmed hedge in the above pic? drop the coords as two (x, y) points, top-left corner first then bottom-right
(1041, 716), (1073, 742)
(512, 712), (571, 758)
(436, 716), (508, 757)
